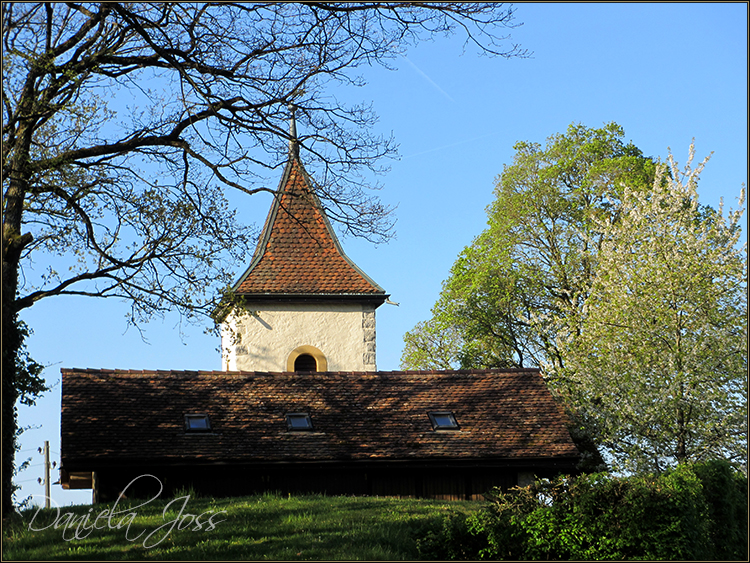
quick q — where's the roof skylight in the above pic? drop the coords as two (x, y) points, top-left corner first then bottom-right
(285, 413), (313, 431)
(184, 414), (212, 432)
(428, 411), (459, 431)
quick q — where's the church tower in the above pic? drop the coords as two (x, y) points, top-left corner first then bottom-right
(220, 109), (388, 372)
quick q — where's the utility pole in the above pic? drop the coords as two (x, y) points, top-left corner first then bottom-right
(43, 441), (50, 508)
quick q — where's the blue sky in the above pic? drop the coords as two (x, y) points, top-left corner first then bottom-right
(17, 3), (747, 507)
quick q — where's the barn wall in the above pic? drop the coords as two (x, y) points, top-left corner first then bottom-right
(92, 464), (531, 503)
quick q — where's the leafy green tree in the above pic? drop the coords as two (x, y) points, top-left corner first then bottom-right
(402, 125), (746, 473)
(401, 123), (656, 372)
(2, 2), (525, 515)
(562, 144), (747, 473)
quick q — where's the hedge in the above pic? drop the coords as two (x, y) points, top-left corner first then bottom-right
(417, 460), (747, 560)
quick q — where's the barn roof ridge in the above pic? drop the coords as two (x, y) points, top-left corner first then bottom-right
(61, 367), (542, 378)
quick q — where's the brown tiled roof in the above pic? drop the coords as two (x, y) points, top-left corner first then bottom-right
(61, 368), (580, 469)
(233, 157), (385, 298)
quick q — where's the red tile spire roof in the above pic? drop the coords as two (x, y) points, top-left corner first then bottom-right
(232, 134), (386, 300)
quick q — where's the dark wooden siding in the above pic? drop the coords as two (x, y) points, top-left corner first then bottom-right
(91, 463), (547, 503)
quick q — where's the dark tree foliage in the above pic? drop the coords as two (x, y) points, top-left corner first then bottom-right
(2, 2), (525, 515)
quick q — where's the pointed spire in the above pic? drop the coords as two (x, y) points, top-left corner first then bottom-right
(288, 103), (299, 159)
(230, 136), (387, 301)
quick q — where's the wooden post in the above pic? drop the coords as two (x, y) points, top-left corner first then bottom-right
(43, 441), (50, 508)
(92, 471), (99, 504)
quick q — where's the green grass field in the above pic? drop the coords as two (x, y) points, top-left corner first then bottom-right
(2, 492), (481, 560)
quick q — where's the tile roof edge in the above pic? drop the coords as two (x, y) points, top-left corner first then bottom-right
(227, 159), (294, 296)
(60, 367), (542, 377)
(63, 453), (582, 465)
(298, 159), (387, 295)
(231, 292), (388, 299)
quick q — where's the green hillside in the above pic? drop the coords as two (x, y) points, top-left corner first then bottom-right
(3, 492), (480, 560)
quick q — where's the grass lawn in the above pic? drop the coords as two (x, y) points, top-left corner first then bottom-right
(2, 492), (481, 560)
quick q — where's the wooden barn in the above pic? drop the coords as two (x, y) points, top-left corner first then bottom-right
(61, 367), (581, 502)
(60, 112), (581, 502)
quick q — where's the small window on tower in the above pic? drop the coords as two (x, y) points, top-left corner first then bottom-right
(294, 354), (317, 372)
(184, 414), (212, 432)
(285, 413), (314, 431)
(428, 411), (459, 431)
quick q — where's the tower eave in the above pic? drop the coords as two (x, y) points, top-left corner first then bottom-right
(232, 292), (388, 304)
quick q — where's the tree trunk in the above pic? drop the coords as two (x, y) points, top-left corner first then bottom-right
(2, 309), (21, 517)
(676, 403), (687, 463)
(2, 230), (26, 516)
(2, 122), (34, 517)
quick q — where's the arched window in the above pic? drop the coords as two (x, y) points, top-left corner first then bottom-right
(294, 354), (317, 372)
(287, 345), (328, 372)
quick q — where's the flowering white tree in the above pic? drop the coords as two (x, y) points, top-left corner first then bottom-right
(564, 144), (747, 473)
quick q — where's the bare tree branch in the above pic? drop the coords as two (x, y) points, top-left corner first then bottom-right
(2, 2), (525, 513)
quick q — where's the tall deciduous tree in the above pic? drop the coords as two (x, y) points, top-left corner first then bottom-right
(2, 2), (525, 514)
(402, 125), (747, 473)
(401, 123), (656, 373)
(562, 145), (747, 473)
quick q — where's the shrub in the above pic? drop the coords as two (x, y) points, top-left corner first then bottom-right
(692, 459), (748, 560)
(417, 461), (747, 560)
(416, 510), (485, 560)
(467, 482), (539, 560)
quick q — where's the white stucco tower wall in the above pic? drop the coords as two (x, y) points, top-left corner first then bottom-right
(221, 302), (377, 372)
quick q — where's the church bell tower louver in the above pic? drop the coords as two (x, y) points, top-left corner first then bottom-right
(220, 107), (388, 372)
